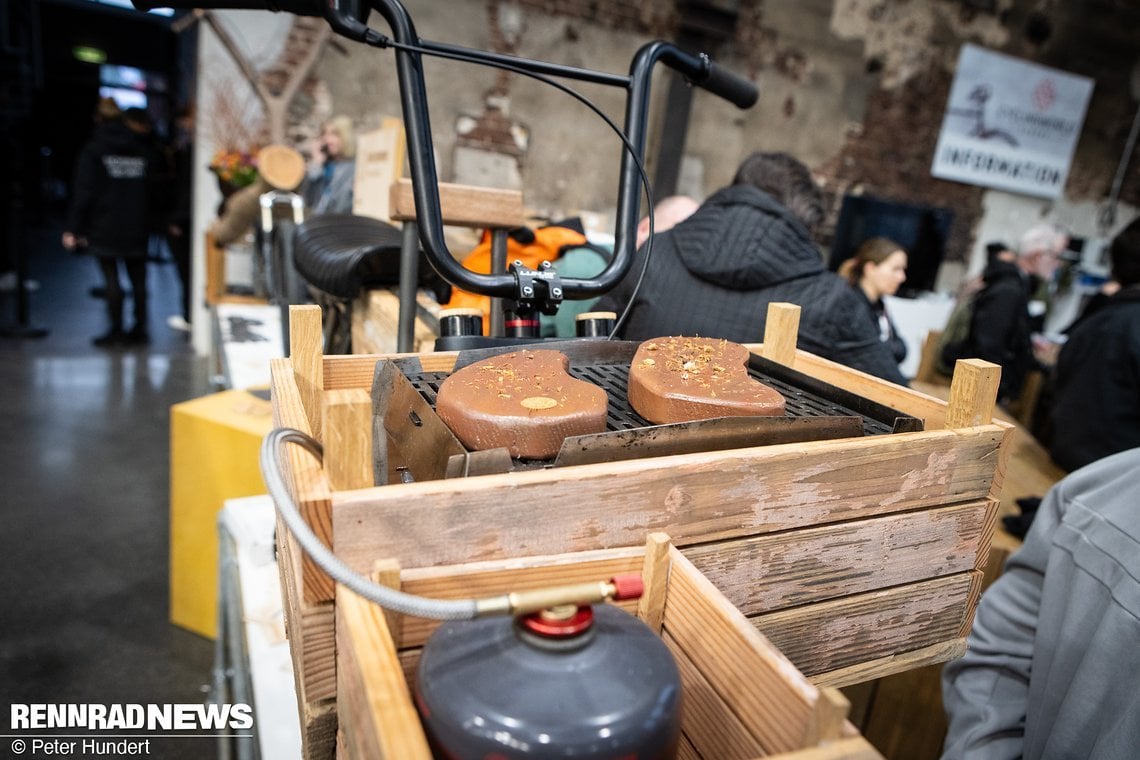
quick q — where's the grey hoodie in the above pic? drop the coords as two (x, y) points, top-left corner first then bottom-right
(595, 184), (906, 385)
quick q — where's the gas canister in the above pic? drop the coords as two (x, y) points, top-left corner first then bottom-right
(415, 603), (682, 759)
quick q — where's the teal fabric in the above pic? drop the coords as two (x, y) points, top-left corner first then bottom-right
(540, 245), (612, 337)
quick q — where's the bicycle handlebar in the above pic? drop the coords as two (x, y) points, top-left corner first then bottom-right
(133, 0), (758, 300)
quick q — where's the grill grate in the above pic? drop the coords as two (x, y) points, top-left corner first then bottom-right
(404, 358), (905, 437)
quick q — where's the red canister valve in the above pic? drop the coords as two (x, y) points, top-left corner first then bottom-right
(609, 574), (644, 601)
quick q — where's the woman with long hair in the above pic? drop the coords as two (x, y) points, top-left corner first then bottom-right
(838, 237), (909, 365)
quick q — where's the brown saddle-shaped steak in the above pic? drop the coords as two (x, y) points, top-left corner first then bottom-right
(628, 336), (786, 424)
(435, 350), (608, 460)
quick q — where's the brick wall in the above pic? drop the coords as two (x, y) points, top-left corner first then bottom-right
(816, 65), (985, 264)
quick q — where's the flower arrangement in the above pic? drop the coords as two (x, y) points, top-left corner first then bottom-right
(209, 148), (259, 189)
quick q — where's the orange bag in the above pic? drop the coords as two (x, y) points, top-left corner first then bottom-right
(443, 224), (588, 334)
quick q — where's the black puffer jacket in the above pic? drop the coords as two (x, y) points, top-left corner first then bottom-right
(1048, 287), (1140, 472)
(958, 258), (1033, 402)
(65, 119), (155, 257)
(852, 286), (907, 365)
(595, 184), (907, 385)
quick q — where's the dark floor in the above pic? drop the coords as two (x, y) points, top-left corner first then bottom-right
(0, 220), (218, 757)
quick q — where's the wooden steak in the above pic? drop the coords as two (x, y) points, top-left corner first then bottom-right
(435, 350), (608, 460)
(629, 337), (786, 424)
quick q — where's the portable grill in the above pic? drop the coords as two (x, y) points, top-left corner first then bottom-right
(371, 340), (923, 484)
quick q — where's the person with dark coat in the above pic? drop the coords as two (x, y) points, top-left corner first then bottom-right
(594, 152), (907, 385)
(62, 102), (161, 346)
(165, 104), (195, 332)
(941, 225), (1066, 403)
(1047, 217), (1140, 472)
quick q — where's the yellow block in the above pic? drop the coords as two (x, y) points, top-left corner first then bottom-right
(170, 389), (274, 638)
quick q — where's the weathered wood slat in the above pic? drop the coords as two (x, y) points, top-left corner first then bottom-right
(676, 732), (701, 760)
(373, 559), (403, 649)
(276, 527), (336, 702)
(270, 355), (340, 759)
(771, 736), (885, 759)
(336, 585), (431, 760)
(666, 629), (768, 758)
(274, 512), (337, 758)
(268, 365), (335, 695)
(684, 500), (996, 615)
(664, 549), (817, 753)
(754, 573), (979, 678)
(296, 699), (336, 760)
(811, 639), (967, 689)
(332, 427), (1002, 571)
(271, 358), (335, 604)
(322, 388), (372, 491)
(388, 177), (526, 228)
(322, 351), (457, 390)
(785, 350), (952, 428)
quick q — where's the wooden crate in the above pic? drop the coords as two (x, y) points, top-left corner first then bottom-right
(271, 304), (1008, 759)
(336, 534), (884, 759)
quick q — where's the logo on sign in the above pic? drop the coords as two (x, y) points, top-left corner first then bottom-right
(1032, 78), (1056, 111)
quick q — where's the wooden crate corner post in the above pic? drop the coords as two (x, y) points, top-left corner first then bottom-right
(289, 304), (326, 441)
(944, 358), (1001, 429)
(637, 532), (672, 634)
(762, 302), (801, 367)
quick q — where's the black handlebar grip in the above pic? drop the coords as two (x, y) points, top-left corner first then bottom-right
(130, 0), (323, 15)
(698, 55), (759, 109)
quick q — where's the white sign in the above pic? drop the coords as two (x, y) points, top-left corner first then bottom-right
(931, 44), (1093, 199)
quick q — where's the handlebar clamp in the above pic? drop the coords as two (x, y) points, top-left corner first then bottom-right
(509, 260), (564, 316)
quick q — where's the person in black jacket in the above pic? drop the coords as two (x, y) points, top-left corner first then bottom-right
(62, 101), (161, 346)
(941, 224), (1066, 403)
(1048, 218), (1140, 472)
(837, 236), (909, 368)
(594, 152), (907, 385)
(164, 104), (195, 332)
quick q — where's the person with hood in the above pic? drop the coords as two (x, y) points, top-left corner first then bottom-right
(940, 224), (1066, 404)
(62, 98), (162, 346)
(594, 152), (906, 385)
